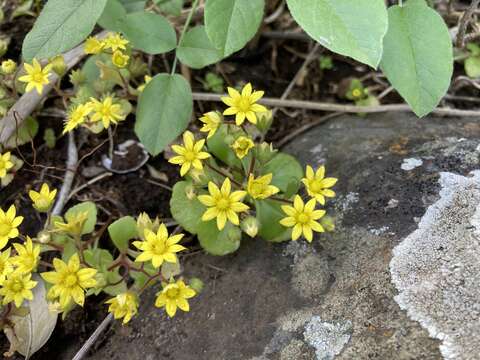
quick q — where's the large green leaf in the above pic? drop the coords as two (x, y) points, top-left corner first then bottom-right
(108, 216), (138, 252)
(135, 73), (192, 155)
(5, 117), (38, 148)
(170, 181), (206, 234)
(204, 0), (264, 57)
(263, 153), (303, 195)
(98, 0), (126, 32)
(22, 0), (108, 61)
(286, 0), (388, 68)
(118, 12), (176, 54)
(155, 0), (184, 16)
(197, 221), (241, 256)
(381, 1), (453, 117)
(177, 26), (223, 69)
(255, 200), (290, 242)
(119, 0), (145, 12)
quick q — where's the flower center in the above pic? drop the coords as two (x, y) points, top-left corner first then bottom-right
(152, 242), (165, 255)
(216, 198), (230, 210)
(11, 280), (23, 292)
(297, 213), (310, 224)
(32, 73), (45, 83)
(237, 97), (251, 112)
(65, 274), (78, 287)
(0, 222), (11, 237)
(166, 288), (179, 299)
(184, 151), (196, 162)
(310, 180), (323, 193)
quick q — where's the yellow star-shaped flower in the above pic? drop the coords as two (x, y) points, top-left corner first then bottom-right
(221, 83), (267, 125)
(155, 279), (196, 318)
(88, 96), (124, 129)
(0, 205), (23, 250)
(29, 183), (57, 212)
(41, 253), (97, 309)
(18, 58), (52, 94)
(10, 236), (40, 274)
(63, 103), (93, 134)
(280, 195), (325, 242)
(133, 224), (186, 268)
(103, 33), (129, 52)
(106, 291), (139, 324)
(247, 173), (279, 200)
(0, 152), (14, 178)
(199, 111), (222, 139)
(231, 136), (254, 159)
(169, 131), (211, 176)
(0, 272), (37, 307)
(198, 178), (249, 230)
(301, 165), (337, 205)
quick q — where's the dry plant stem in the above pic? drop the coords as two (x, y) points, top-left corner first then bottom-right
(67, 172), (113, 201)
(276, 112), (344, 149)
(272, 42), (320, 118)
(51, 132), (78, 216)
(72, 313), (114, 360)
(0, 30), (108, 147)
(456, 0), (480, 48)
(192, 92), (480, 117)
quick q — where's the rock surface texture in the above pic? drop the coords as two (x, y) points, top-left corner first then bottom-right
(84, 113), (480, 360)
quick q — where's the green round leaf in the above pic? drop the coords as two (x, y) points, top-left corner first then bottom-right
(177, 26), (223, 69)
(22, 0), (108, 61)
(108, 216), (138, 252)
(119, 0), (146, 12)
(255, 200), (290, 242)
(263, 153), (303, 195)
(65, 201), (97, 235)
(286, 0), (388, 68)
(170, 181), (206, 234)
(206, 124), (242, 168)
(98, 0), (126, 32)
(380, 1), (453, 117)
(465, 57), (480, 78)
(204, 0), (264, 57)
(197, 221), (241, 256)
(119, 11), (176, 54)
(135, 73), (192, 155)
(5, 116), (38, 148)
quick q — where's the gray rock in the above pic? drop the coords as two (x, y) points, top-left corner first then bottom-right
(390, 171), (480, 360)
(85, 113), (480, 360)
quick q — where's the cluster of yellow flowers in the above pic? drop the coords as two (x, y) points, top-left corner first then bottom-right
(0, 184), (99, 311)
(169, 83), (337, 243)
(63, 95), (126, 134)
(84, 33), (130, 69)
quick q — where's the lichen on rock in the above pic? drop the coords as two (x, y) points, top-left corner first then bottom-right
(390, 171), (480, 359)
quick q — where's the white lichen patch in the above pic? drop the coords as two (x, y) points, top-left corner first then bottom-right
(400, 158), (423, 171)
(390, 171), (480, 360)
(303, 316), (352, 360)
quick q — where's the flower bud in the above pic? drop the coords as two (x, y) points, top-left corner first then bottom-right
(256, 142), (277, 164)
(185, 184), (196, 200)
(37, 230), (51, 244)
(112, 50), (129, 68)
(69, 69), (86, 87)
(241, 216), (260, 238)
(1, 59), (16, 75)
(189, 278), (204, 294)
(50, 55), (67, 76)
(256, 109), (273, 133)
(320, 215), (335, 232)
(0, 38), (9, 57)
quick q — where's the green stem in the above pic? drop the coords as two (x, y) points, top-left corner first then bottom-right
(171, 0), (199, 75)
